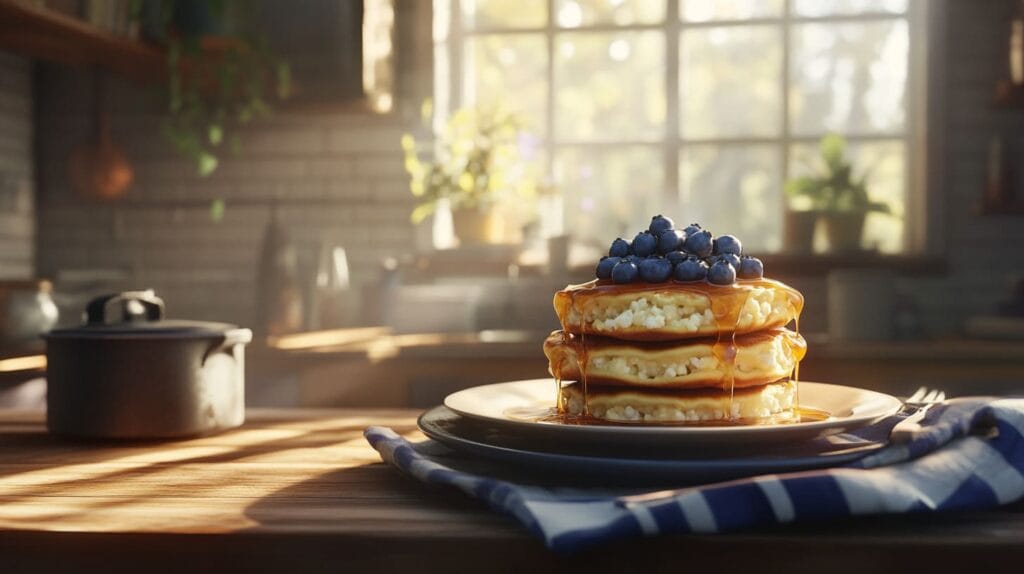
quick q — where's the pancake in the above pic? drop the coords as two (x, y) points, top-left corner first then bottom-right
(559, 379), (797, 423)
(544, 328), (805, 390)
(553, 278), (802, 341)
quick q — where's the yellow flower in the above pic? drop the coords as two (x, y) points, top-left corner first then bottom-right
(401, 133), (416, 152)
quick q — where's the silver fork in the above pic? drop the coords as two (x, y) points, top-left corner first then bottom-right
(890, 386), (947, 443)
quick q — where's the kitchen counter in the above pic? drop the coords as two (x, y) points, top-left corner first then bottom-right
(4, 329), (1023, 409)
(0, 409), (1022, 572)
(247, 329), (1024, 408)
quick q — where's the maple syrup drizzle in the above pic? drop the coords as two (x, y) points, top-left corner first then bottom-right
(569, 290), (590, 416)
(524, 382), (829, 427)
(793, 313), (801, 412)
(707, 287), (752, 420)
(535, 409), (831, 426)
(547, 278), (811, 426)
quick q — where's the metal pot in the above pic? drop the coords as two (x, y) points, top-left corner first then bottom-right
(0, 279), (59, 348)
(43, 290), (252, 439)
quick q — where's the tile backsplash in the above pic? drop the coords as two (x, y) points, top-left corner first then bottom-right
(9, 0), (1024, 337)
(0, 52), (33, 281)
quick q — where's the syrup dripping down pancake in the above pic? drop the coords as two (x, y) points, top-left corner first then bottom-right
(553, 278), (803, 341)
(545, 328), (805, 390)
(558, 379), (797, 423)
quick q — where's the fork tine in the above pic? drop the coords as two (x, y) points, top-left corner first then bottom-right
(908, 387), (927, 403)
(936, 391), (946, 402)
(923, 389), (939, 403)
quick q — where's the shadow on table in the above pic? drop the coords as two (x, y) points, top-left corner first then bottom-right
(0, 412), (393, 520)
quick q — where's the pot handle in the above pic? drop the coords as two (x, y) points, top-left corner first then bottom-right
(202, 327), (253, 365)
(86, 290), (165, 325)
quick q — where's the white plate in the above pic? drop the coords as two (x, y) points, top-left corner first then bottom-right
(444, 379), (903, 447)
(418, 406), (886, 486)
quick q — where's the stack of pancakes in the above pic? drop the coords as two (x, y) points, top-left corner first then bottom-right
(544, 278), (806, 423)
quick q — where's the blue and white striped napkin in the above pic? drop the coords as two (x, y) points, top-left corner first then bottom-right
(364, 398), (1024, 553)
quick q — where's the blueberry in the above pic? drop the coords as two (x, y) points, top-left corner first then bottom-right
(673, 257), (708, 282)
(714, 234), (742, 256)
(665, 250), (688, 266)
(648, 214), (675, 235)
(631, 231), (657, 257)
(656, 229), (686, 254)
(611, 260), (639, 284)
(596, 256), (620, 279)
(638, 257), (673, 283)
(738, 256), (764, 280)
(707, 259), (737, 285)
(626, 254), (644, 265)
(683, 229), (713, 258)
(609, 238), (631, 258)
(712, 252), (741, 269)
(683, 223), (702, 236)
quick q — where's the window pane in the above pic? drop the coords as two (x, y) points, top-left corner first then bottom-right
(463, 35), (548, 132)
(789, 139), (905, 253)
(555, 32), (665, 141)
(554, 146), (664, 242)
(462, 0), (547, 29)
(556, 0), (665, 28)
(681, 0), (783, 22)
(792, 0), (907, 17)
(434, 0), (450, 41)
(790, 21), (908, 136)
(680, 145), (783, 252)
(434, 41), (452, 132)
(681, 26), (782, 139)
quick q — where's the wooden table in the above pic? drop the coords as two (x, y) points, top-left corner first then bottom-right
(0, 410), (1023, 573)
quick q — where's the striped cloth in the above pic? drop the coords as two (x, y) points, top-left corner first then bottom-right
(364, 398), (1024, 553)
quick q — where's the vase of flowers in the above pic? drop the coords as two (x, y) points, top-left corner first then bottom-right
(402, 104), (539, 247)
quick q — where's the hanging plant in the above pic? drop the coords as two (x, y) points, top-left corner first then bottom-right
(136, 0), (291, 176)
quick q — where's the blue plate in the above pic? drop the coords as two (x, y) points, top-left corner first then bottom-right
(417, 406), (887, 486)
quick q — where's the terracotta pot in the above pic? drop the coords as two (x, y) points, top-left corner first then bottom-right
(782, 210), (818, 254)
(452, 208), (502, 245)
(821, 211), (866, 253)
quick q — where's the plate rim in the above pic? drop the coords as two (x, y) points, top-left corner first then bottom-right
(443, 378), (903, 436)
(418, 405), (885, 467)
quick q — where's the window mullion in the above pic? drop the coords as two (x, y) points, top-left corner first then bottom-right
(450, 0), (463, 114)
(906, 0), (926, 254)
(545, 0), (556, 180)
(666, 0), (681, 203)
(781, 0), (792, 187)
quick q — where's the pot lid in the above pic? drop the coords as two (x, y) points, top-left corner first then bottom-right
(45, 290), (244, 339)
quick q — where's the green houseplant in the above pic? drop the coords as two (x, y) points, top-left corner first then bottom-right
(138, 0), (290, 176)
(784, 134), (891, 253)
(402, 103), (539, 245)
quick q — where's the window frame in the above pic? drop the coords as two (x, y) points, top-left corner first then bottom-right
(435, 0), (930, 254)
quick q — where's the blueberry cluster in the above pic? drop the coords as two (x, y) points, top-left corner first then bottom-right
(595, 215), (764, 286)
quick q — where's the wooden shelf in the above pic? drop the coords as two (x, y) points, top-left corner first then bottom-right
(0, 0), (165, 83)
(994, 80), (1024, 110)
(977, 201), (1024, 216)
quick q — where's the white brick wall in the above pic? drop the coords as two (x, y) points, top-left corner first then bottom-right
(35, 64), (418, 328)
(907, 0), (1024, 335)
(29, 1), (1023, 336)
(0, 52), (33, 280)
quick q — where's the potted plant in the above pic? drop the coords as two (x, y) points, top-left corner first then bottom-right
(784, 134), (891, 253)
(401, 103), (539, 246)
(138, 0), (291, 176)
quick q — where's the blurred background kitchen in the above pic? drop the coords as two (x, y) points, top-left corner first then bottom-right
(1, 0), (1023, 409)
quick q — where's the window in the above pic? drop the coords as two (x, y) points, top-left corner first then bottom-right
(433, 0), (921, 253)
